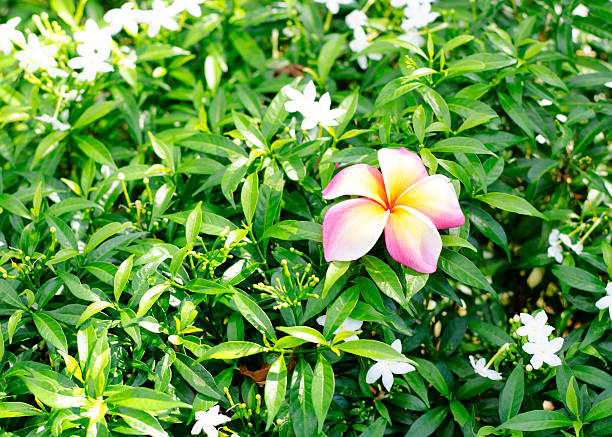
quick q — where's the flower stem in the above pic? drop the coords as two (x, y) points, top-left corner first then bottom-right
(486, 343), (510, 369)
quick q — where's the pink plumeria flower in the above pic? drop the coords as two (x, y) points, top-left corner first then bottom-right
(522, 337), (563, 370)
(516, 312), (554, 343)
(365, 339), (415, 391)
(321, 148), (464, 273)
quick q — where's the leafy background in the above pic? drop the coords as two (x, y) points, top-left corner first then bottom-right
(0, 0), (611, 436)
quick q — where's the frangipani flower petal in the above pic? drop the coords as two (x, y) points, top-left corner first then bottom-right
(395, 175), (465, 229)
(384, 206), (441, 273)
(322, 164), (387, 205)
(378, 148), (428, 205)
(323, 198), (389, 262)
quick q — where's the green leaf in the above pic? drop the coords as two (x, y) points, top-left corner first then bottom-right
(566, 376), (579, 418)
(76, 301), (114, 327)
(73, 101), (117, 129)
(114, 255), (133, 302)
(58, 271), (102, 302)
(552, 266), (605, 292)
(312, 355), (334, 433)
(585, 396), (612, 421)
(278, 326), (327, 345)
(0, 280), (27, 309)
(265, 355), (287, 429)
(499, 366), (524, 422)
(232, 292), (276, 341)
(185, 202), (202, 248)
(497, 92), (534, 137)
(323, 285), (359, 339)
(318, 34), (346, 81)
(499, 410), (573, 431)
(262, 220), (322, 242)
(136, 284), (170, 317)
(116, 407), (169, 437)
(469, 321), (513, 347)
(32, 313), (68, 354)
(336, 340), (411, 362)
(107, 387), (189, 411)
(0, 193), (30, 219)
(439, 250), (496, 295)
(463, 203), (509, 256)
(440, 235), (477, 252)
(475, 192), (546, 219)
(0, 402), (43, 419)
(232, 111), (266, 150)
(412, 105), (426, 144)
(181, 133), (248, 158)
(84, 222), (132, 255)
(412, 358), (450, 398)
(229, 30), (265, 68)
(322, 260), (350, 299)
(241, 172), (259, 226)
(290, 359), (317, 437)
(419, 86), (451, 128)
(47, 197), (103, 216)
(405, 406), (448, 437)
(173, 353), (222, 400)
(362, 255), (405, 306)
(430, 137), (493, 155)
(203, 341), (265, 359)
(148, 132), (175, 172)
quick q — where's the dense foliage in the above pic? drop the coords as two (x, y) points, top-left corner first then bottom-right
(0, 0), (611, 436)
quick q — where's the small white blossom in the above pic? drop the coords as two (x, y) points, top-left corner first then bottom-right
(104, 2), (140, 35)
(314, 0), (353, 15)
(68, 45), (114, 82)
(313, 92), (346, 129)
(283, 81), (345, 130)
(14, 34), (67, 78)
(349, 27), (382, 70)
(572, 4), (589, 17)
(469, 356), (502, 381)
(516, 312), (554, 343)
(535, 134), (548, 144)
(556, 114), (567, 123)
(345, 10), (367, 30)
(595, 282), (612, 321)
(34, 114), (70, 131)
(191, 405), (231, 436)
(170, 0), (205, 17)
(73, 19), (113, 52)
(365, 339), (415, 391)
(554, 4), (562, 15)
(0, 17), (25, 55)
(316, 315), (362, 342)
(538, 99), (553, 106)
(136, 0), (179, 38)
(398, 26), (425, 47)
(522, 337), (563, 369)
(402, 2), (439, 29)
(547, 229), (565, 263)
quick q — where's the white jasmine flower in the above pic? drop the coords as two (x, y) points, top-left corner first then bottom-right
(313, 92), (346, 129)
(516, 312), (554, 343)
(547, 229), (565, 263)
(365, 339), (415, 391)
(558, 233), (583, 255)
(170, 0), (205, 17)
(316, 315), (363, 342)
(522, 337), (563, 369)
(595, 282), (612, 320)
(402, 2), (439, 29)
(535, 134), (548, 144)
(284, 81), (317, 124)
(73, 19), (113, 52)
(0, 17), (25, 55)
(345, 9), (367, 30)
(67, 45), (114, 82)
(34, 114), (70, 131)
(14, 34), (67, 78)
(469, 356), (503, 381)
(556, 114), (567, 123)
(104, 2), (140, 35)
(191, 405), (231, 436)
(136, 0), (179, 38)
(605, 82), (612, 89)
(572, 4), (589, 17)
(314, 0), (353, 14)
(554, 4), (562, 15)
(538, 99), (553, 106)
(398, 26), (425, 47)
(349, 27), (382, 70)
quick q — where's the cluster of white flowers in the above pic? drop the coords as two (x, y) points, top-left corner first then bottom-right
(316, 315), (362, 342)
(191, 404), (234, 436)
(345, 10), (382, 70)
(365, 339), (415, 391)
(595, 282), (612, 321)
(314, 0), (353, 15)
(393, 0), (438, 47)
(547, 228), (583, 263)
(516, 312), (563, 370)
(283, 80), (346, 130)
(469, 355), (502, 381)
(68, 20), (114, 82)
